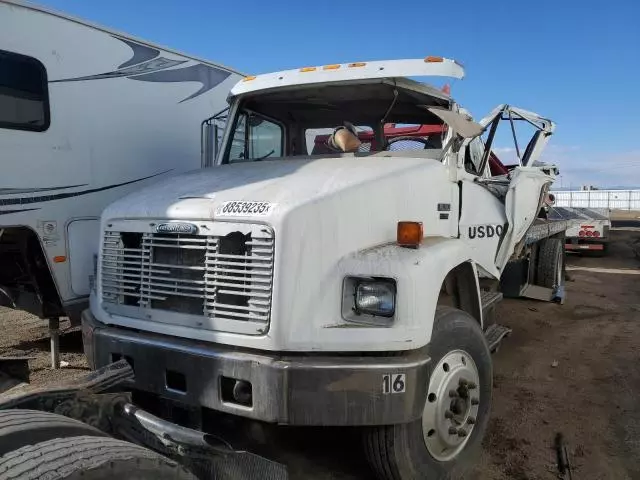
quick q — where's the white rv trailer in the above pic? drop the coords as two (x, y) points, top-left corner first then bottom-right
(0, 0), (242, 324)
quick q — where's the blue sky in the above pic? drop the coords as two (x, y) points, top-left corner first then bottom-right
(39, 0), (640, 188)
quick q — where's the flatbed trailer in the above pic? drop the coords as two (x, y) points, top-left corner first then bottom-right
(549, 207), (611, 254)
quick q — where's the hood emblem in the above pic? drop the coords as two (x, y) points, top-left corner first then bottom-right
(155, 222), (198, 234)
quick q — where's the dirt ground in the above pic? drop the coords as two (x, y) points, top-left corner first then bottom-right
(1, 228), (640, 479)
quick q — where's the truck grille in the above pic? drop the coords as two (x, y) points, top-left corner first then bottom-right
(100, 225), (274, 326)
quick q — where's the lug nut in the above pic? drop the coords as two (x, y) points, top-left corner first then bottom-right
(468, 382), (477, 390)
(459, 378), (468, 387)
(449, 389), (459, 398)
(457, 429), (468, 437)
(448, 427), (458, 435)
(445, 410), (454, 419)
(471, 397), (479, 406)
(467, 416), (476, 425)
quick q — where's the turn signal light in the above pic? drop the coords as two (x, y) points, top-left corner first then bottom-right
(397, 221), (423, 248)
(53, 256), (66, 263)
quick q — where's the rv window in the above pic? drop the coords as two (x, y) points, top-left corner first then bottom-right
(0, 50), (50, 132)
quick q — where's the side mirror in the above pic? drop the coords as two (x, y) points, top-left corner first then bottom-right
(201, 107), (229, 168)
(202, 122), (216, 168)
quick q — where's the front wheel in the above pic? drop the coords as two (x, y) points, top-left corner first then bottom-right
(364, 307), (492, 480)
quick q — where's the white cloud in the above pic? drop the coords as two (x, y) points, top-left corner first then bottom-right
(492, 143), (640, 188)
(541, 146), (640, 188)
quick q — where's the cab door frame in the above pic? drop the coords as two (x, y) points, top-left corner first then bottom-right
(457, 105), (558, 274)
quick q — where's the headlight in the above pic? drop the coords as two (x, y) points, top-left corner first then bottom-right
(354, 280), (396, 317)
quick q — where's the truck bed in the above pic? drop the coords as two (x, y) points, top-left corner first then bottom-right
(525, 217), (569, 245)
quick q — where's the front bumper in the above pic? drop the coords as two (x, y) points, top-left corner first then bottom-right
(82, 310), (431, 426)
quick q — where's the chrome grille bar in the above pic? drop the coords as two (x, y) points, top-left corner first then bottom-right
(101, 225), (274, 326)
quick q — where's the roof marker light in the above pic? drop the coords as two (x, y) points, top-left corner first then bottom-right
(425, 56), (444, 63)
(242, 76), (256, 82)
(348, 62), (366, 68)
(300, 67), (317, 72)
(323, 64), (341, 70)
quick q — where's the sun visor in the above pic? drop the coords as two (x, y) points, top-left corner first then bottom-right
(424, 106), (484, 139)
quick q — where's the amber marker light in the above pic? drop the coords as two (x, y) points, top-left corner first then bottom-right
(397, 221), (423, 248)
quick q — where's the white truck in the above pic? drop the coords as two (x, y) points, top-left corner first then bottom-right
(0, 0), (241, 329)
(79, 57), (567, 478)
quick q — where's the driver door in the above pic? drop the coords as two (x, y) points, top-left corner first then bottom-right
(459, 105), (557, 277)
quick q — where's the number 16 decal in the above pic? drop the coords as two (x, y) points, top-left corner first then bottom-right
(382, 373), (406, 394)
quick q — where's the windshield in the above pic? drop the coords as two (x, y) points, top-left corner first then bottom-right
(227, 112), (283, 163)
(221, 81), (450, 164)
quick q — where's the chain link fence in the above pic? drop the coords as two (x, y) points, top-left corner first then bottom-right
(551, 190), (640, 210)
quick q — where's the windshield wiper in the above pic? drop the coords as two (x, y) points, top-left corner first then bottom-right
(255, 150), (275, 161)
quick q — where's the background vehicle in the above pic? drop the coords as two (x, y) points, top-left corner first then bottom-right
(0, 0), (242, 326)
(550, 206), (611, 255)
(82, 57), (567, 479)
(0, 361), (287, 480)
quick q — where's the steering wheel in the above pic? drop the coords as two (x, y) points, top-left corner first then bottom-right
(385, 136), (431, 150)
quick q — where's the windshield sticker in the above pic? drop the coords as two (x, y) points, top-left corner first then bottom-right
(215, 201), (275, 217)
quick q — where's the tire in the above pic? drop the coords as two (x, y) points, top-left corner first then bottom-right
(0, 435), (197, 480)
(536, 238), (564, 289)
(364, 307), (492, 480)
(0, 409), (107, 456)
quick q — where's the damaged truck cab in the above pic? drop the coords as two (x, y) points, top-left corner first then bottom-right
(82, 57), (562, 479)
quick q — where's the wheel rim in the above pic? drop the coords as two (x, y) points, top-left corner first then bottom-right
(422, 349), (480, 461)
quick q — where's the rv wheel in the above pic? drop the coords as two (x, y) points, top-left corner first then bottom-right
(0, 436), (197, 480)
(364, 307), (492, 480)
(0, 409), (107, 456)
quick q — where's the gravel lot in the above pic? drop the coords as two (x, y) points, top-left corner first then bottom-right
(1, 228), (639, 479)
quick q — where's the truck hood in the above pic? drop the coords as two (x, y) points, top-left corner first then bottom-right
(103, 155), (441, 221)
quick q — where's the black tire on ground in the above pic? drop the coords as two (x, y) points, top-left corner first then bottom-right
(536, 238), (564, 288)
(364, 307), (492, 480)
(0, 409), (107, 456)
(0, 435), (197, 480)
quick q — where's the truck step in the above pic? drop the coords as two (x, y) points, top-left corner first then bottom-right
(481, 290), (503, 326)
(484, 323), (512, 353)
(480, 291), (503, 311)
